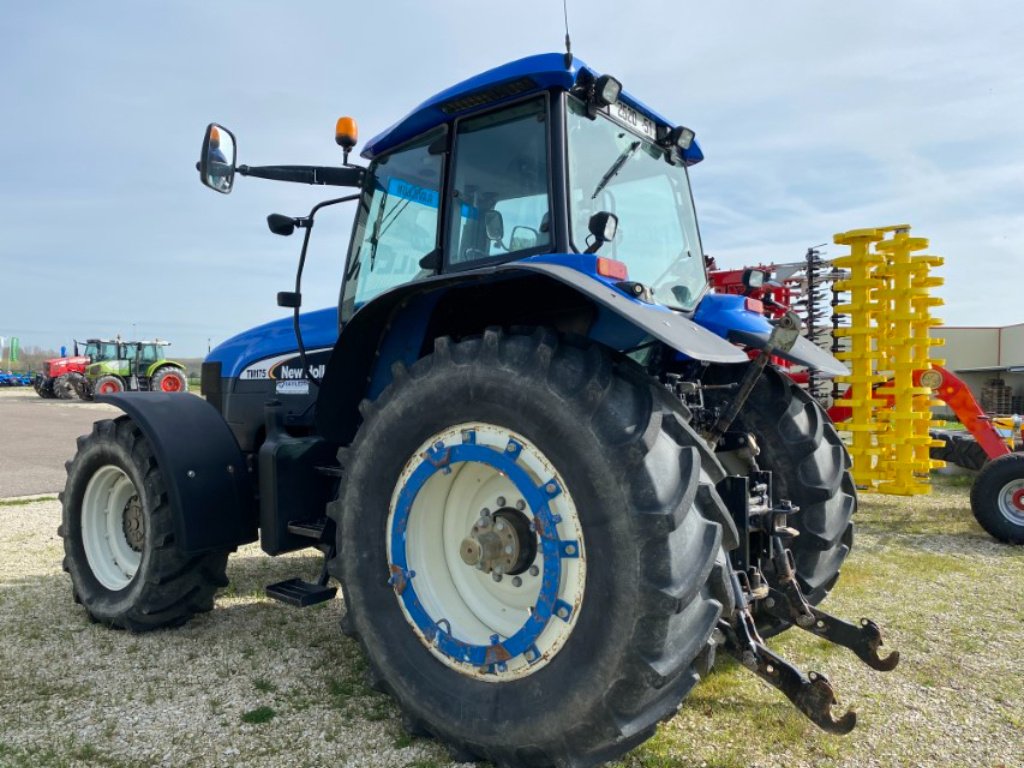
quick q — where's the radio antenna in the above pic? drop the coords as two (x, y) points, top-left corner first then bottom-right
(562, 0), (573, 68)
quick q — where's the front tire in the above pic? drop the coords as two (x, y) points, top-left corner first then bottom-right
(330, 330), (735, 768)
(35, 376), (56, 399)
(94, 375), (125, 396)
(970, 453), (1024, 544)
(60, 417), (229, 630)
(152, 366), (188, 393)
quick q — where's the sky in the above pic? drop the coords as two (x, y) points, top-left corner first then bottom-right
(2, 0), (1023, 357)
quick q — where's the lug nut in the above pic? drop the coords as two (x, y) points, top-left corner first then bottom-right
(512, 576), (522, 587)
(496, 496), (506, 507)
(528, 565), (539, 577)
(492, 572), (503, 583)
(516, 500), (526, 511)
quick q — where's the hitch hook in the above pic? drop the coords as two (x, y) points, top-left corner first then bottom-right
(719, 615), (857, 734)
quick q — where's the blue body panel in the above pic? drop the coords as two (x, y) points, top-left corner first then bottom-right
(206, 307), (339, 378)
(693, 293), (774, 341)
(362, 53), (704, 164)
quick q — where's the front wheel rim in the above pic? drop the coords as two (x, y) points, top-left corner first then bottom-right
(387, 423), (586, 682)
(997, 479), (1024, 525)
(81, 465), (144, 590)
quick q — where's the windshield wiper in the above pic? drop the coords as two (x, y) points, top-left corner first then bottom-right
(591, 141), (641, 200)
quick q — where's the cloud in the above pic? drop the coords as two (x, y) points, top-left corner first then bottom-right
(1, 0), (1022, 354)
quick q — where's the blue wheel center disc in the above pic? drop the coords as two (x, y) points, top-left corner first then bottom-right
(388, 429), (579, 672)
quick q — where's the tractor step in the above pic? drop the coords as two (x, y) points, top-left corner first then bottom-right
(286, 518), (327, 540)
(265, 578), (337, 607)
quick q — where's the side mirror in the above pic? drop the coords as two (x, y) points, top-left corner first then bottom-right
(483, 210), (505, 243)
(267, 213), (297, 237)
(199, 123), (237, 194)
(509, 225), (539, 251)
(585, 211), (618, 253)
(741, 268), (767, 295)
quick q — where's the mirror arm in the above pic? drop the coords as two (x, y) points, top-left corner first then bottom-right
(236, 164), (365, 188)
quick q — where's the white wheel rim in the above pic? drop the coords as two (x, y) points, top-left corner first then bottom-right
(387, 423), (586, 681)
(997, 479), (1024, 525)
(81, 465), (144, 590)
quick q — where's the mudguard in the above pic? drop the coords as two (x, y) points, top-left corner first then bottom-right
(501, 261), (750, 365)
(728, 329), (849, 377)
(317, 263), (753, 444)
(97, 392), (258, 555)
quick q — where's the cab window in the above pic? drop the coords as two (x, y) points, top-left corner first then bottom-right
(445, 97), (550, 267)
(139, 345), (162, 364)
(341, 129), (444, 320)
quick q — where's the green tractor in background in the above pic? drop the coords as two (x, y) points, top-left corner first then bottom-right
(76, 340), (189, 399)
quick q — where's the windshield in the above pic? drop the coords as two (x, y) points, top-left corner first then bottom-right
(84, 342), (118, 361)
(567, 97), (706, 310)
(341, 128), (444, 322)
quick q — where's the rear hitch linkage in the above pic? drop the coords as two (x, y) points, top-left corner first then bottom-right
(717, 467), (899, 733)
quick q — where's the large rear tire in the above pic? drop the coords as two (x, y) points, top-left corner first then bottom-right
(705, 366), (855, 632)
(59, 417), (229, 630)
(970, 453), (1024, 544)
(330, 329), (735, 768)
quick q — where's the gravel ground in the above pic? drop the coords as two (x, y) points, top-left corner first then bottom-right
(1, 484), (1021, 768)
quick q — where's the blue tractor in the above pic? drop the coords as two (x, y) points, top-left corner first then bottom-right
(60, 53), (897, 766)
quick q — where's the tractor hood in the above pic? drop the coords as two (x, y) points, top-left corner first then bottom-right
(206, 307), (339, 379)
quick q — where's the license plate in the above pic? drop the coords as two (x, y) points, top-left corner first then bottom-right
(604, 102), (658, 142)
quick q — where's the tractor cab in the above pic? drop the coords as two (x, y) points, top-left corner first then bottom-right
(79, 339), (119, 363)
(337, 61), (707, 319)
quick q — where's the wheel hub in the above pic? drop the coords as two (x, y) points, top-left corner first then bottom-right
(122, 496), (145, 552)
(999, 480), (1024, 523)
(460, 507), (536, 577)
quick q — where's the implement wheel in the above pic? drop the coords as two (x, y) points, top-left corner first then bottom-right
(330, 329), (734, 768)
(706, 367), (855, 634)
(971, 453), (1024, 544)
(60, 417), (229, 630)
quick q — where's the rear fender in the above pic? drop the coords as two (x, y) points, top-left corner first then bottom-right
(97, 392), (258, 554)
(315, 262), (748, 444)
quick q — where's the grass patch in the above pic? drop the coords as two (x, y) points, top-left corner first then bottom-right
(0, 495), (57, 507)
(240, 706), (277, 724)
(252, 677), (277, 694)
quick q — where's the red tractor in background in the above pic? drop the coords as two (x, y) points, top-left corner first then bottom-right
(710, 257), (1024, 545)
(34, 339), (119, 400)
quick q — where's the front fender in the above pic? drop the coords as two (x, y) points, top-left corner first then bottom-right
(97, 392), (258, 555)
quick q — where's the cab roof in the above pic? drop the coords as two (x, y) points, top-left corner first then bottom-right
(361, 52), (703, 164)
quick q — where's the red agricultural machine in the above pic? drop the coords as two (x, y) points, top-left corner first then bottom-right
(34, 339), (119, 400)
(711, 248), (1024, 545)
